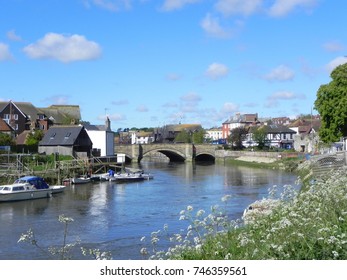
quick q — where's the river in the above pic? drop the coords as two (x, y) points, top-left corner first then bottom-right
(0, 161), (299, 260)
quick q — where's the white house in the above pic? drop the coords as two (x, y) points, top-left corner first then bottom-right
(205, 127), (223, 142)
(84, 117), (114, 156)
(222, 113), (258, 139)
(131, 131), (154, 144)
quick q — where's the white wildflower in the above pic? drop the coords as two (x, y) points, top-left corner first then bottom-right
(196, 209), (205, 217)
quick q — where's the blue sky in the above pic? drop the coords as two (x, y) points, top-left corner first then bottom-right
(1, 0), (347, 130)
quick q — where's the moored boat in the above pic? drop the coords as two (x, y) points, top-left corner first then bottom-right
(108, 172), (145, 182)
(0, 176), (65, 202)
(50, 185), (67, 194)
(71, 177), (91, 184)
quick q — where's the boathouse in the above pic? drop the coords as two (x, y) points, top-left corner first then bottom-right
(38, 125), (93, 158)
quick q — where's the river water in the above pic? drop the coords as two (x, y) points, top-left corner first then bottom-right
(0, 161), (299, 260)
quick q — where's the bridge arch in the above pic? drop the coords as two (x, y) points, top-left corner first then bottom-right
(195, 152), (216, 162)
(142, 147), (186, 162)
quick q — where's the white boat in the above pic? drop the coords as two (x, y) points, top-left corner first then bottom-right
(108, 173), (145, 182)
(50, 185), (67, 194)
(71, 177), (91, 184)
(0, 176), (65, 202)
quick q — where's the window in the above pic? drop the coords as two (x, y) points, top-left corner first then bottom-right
(50, 132), (56, 139)
(65, 132), (71, 139)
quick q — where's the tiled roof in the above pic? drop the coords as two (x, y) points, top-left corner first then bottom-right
(0, 118), (13, 132)
(39, 125), (85, 146)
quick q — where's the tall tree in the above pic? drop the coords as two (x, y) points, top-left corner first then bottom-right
(314, 63), (347, 143)
(252, 126), (268, 149)
(229, 126), (248, 149)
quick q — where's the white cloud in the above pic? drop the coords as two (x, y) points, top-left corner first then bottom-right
(268, 0), (318, 17)
(166, 73), (182, 81)
(23, 33), (102, 63)
(323, 41), (345, 53)
(205, 63), (229, 80)
(112, 99), (129, 105)
(0, 43), (13, 61)
(162, 101), (178, 108)
(265, 90), (306, 108)
(221, 102), (239, 114)
(264, 65), (295, 82)
(270, 91), (299, 100)
(85, 0), (132, 11)
(326, 56), (347, 73)
(161, 0), (201, 11)
(99, 113), (127, 122)
(7, 30), (22, 42)
(136, 104), (149, 112)
(180, 92), (202, 103)
(200, 14), (230, 38)
(215, 0), (263, 17)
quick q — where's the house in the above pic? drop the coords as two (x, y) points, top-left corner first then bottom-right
(0, 118), (14, 136)
(0, 101), (38, 135)
(162, 124), (202, 143)
(270, 117), (291, 126)
(205, 127), (224, 143)
(39, 105), (81, 126)
(289, 117), (321, 153)
(131, 131), (154, 144)
(84, 117), (115, 156)
(263, 125), (297, 149)
(38, 125), (93, 158)
(0, 101), (82, 143)
(222, 113), (258, 139)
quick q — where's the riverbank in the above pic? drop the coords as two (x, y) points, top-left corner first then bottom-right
(146, 163), (347, 260)
(218, 154), (301, 172)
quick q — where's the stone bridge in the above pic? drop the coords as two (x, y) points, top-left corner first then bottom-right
(310, 152), (346, 177)
(115, 143), (218, 162)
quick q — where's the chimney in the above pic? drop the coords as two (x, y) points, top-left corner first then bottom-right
(106, 117), (111, 131)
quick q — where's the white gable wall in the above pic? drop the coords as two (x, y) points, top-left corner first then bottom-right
(87, 130), (114, 156)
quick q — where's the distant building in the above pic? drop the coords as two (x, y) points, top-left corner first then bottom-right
(84, 117), (115, 157)
(263, 125), (297, 149)
(222, 113), (258, 139)
(38, 125), (92, 158)
(205, 127), (223, 142)
(0, 101), (81, 146)
(270, 117), (291, 126)
(131, 131), (154, 144)
(289, 117), (321, 153)
(162, 124), (202, 143)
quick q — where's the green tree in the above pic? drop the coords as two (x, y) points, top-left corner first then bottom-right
(25, 130), (44, 145)
(252, 127), (268, 149)
(228, 126), (248, 149)
(174, 130), (191, 143)
(192, 129), (205, 144)
(0, 133), (15, 146)
(314, 63), (347, 143)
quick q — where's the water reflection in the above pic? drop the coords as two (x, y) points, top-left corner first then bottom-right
(0, 162), (299, 260)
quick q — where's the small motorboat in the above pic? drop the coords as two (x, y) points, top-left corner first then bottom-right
(108, 173), (145, 182)
(71, 177), (91, 184)
(0, 176), (65, 202)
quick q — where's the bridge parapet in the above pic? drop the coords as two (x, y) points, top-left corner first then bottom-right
(115, 143), (218, 162)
